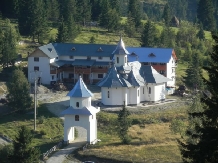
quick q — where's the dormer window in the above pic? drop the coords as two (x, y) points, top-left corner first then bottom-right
(97, 47), (103, 52)
(148, 53), (156, 57)
(131, 52), (137, 56)
(71, 47), (76, 51)
(48, 48), (52, 52)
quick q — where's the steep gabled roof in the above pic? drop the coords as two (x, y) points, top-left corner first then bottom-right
(39, 43), (58, 58)
(97, 65), (131, 87)
(140, 66), (171, 84)
(112, 37), (130, 55)
(67, 76), (93, 97)
(127, 69), (145, 86)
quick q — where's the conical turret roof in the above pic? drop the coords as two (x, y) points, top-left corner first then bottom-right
(112, 36), (130, 55)
(67, 76), (93, 97)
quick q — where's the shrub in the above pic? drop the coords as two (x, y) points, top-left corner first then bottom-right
(38, 116), (45, 124)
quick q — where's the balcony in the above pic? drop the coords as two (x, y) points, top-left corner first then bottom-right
(75, 67), (91, 74)
(91, 68), (108, 73)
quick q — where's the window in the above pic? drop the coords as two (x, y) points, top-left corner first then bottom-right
(125, 57), (127, 63)
(52, 75), (54, 80)
(87, 56), (91, 60)
(98, 74), (103, 78)
(98, 66), (103, 69)
(143, 88), (144, 94)
(160, 63), (166, 65)
(143, 62), (149, 65)
(69, 73), (74, 79)
(34, 66), (39, 71)
(56, 57), (58, 59)
(98, 56), (102, 59)
(152, 62), (157, 65)
(75, 115), (79, 121)
(34, 57), (39, 62)
(76, 102), (79, 107)
(172, 69), (174, 73)
(149, 87), (151, 94)
(138, 90), (139, 96)
(69, 56), (74, 59)
(117, 57), (119, 63)
(108, 91), (110, 98)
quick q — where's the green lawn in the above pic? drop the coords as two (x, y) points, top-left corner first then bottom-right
(0, 104), (63, 153)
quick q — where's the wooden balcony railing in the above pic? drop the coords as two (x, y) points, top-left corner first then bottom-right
(91, 68), (108, 73)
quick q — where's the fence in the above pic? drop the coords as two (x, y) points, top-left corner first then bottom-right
(42, 140), (64, 160)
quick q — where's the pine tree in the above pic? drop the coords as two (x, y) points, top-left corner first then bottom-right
(117, 103), (131, 144)
(99, 0), (110, 28)
(0, 19), (18, 68)
(76, 0), (91, 26)
(197, 23), (205, 40)
(128, 0), (142, 27)
(141, 20), (158, 47)
(197, 0), (216, 31)
(179, 34), (218, 163)
(12, 126), (40, 163)
(162, 3), (171, 26)
(56, 18), (68, 43)
(183, 52), (204, 90)
(6, 69), (32, 112)
(178, 94), (204, 163)
(125, 14), (136, 38)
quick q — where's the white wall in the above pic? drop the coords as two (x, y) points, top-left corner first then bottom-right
(64, 114), (97, 143)
(166, 56), (176, 86)
(114, 54), (127, 67)
(28, 56), (51, 84)
(153, 83), (166, 101)
(101, 87), (125, 105)
(70, 97), (91, 109)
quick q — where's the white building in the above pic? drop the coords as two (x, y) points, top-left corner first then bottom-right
(97, 38), (171, 105)
(27, 38), (177, 88)
(61, 76), (100, 144)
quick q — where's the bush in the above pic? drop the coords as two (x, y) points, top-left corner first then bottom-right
(38, 116), (45, 124)
(40, 129), (46, 135)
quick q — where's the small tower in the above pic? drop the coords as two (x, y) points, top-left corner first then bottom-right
(61, 76), (100, 144)
(112, 36), (130, 67)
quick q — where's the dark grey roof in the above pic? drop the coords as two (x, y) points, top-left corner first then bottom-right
(61, 106), (99, 115)
(67, 76), (93, 97)
(97, 65), (131, 87)
(140, 66), (171, 84)
(127, 70), (145, 86)
(52, 43), (115, 57)
(112, 37), (130, 55)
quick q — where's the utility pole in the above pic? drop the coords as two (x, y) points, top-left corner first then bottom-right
(30, 70), (41, 131)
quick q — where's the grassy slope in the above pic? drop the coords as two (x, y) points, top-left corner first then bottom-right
(70, 107), (188, 162)
(0, 104), (63, 153)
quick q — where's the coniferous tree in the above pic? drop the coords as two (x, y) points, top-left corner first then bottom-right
(141, 20), (158, 47)
(159, 26), (175, 48)
(128, 0), (142, 28)
(0, 19), (18, 68)
(56, 18), (68, 43)
(6, 69), (32, 112)
(12, 126), (40, 163)
(99, 0), (110, 28)
(197, 0), (216, 31)
(183, 52), (204, 90)
(117, 103), (131, 144)
(125, 14), (136, 37)
(76, 0), (91, 26)
(197, 23), (205, 40)
(179, 34), (218, 163)
(0, 144), (13, 163)
(178, 94), (204, 163)
(30, 0), (48, 43)
(162, 3), (171, 26)
(90, 0), (101, 21)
